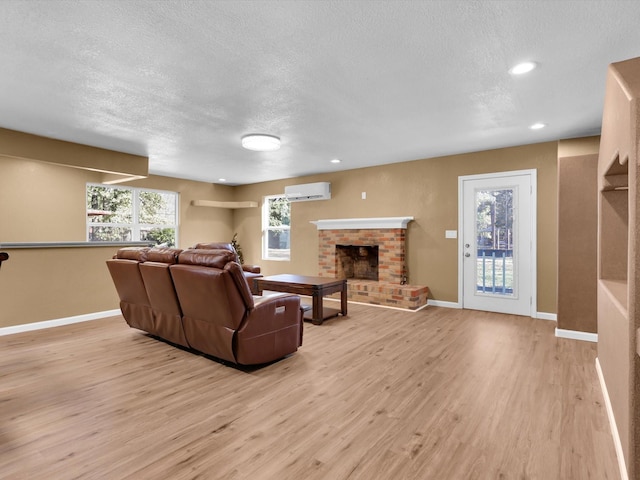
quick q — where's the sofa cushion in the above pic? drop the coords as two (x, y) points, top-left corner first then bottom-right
(147, 247), (182, 264)
(193, 242), (234, 251)
(115, 247), (150, 261)
(139, 263), (188, 347)
(192, 242), (261, 273)
(177, 249), (236, 268)
(192, 242), (240, 263)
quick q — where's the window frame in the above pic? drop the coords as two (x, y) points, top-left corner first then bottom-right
(86, 183), (179, 246)
(262, 194), (291, 261)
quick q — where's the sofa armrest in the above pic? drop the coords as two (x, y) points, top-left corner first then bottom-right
(242, 271), (263, 295)
(251, 291), (292, 303)
(242, 264), (261, 274)
(249, 293), (301, 328)
(235, 294), (303, 364)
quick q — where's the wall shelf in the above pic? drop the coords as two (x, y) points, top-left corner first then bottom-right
(600, 279), (629, 317)
(191, 200), (258, 209)
(602, 153), (629, 191)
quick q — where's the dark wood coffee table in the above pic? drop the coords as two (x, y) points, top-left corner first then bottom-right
(256, 274), (347, 325)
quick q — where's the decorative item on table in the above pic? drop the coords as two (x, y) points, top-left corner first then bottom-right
(231, 233), (244, 264)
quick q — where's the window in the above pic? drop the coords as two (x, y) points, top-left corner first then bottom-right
(87, 184), (179, 246)
(263, 195), (290, 260)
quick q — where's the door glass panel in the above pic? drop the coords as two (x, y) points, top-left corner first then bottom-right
(475, 188), (515, 296)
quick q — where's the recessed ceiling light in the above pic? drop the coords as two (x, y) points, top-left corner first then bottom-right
(530, 122), (546, 130)
(330, 158), (341, 164)
(509, 61), (537, 75)
(241, 134), (281, 151)
(218, 178), (226, 182)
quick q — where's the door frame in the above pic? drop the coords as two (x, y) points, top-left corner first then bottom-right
(457, 169), (537, 317)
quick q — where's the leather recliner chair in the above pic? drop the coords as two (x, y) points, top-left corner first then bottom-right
(170, 249), (302, 365)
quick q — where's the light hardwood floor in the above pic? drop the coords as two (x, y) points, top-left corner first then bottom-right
(0, 304), (619, 479)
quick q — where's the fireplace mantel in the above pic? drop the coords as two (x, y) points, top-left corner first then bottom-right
(310, 216), (414, 230)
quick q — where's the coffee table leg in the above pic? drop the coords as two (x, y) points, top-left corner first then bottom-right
(312, 292), (323, 325)
(341, 282), (348, 316)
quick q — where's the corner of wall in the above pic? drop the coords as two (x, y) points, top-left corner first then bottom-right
(596, 357), (630, 480)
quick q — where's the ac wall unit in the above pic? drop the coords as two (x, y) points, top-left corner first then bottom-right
(284, 182), (331, 202)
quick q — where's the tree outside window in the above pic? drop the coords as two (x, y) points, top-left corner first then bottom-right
(87, 184), (178, 246)
(475, 189), (513, 251)
(263, 195), (290, 260)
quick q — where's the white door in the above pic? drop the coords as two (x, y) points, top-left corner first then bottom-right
(459, 170), (536, 316)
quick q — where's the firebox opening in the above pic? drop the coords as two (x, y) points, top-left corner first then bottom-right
(336, 245), (379, 281)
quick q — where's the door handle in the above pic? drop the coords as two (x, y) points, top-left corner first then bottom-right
(465, 253), (471, 257)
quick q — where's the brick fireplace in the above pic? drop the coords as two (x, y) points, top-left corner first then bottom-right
(312, 217), (429, 310)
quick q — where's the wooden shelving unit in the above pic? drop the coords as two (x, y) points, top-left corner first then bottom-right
(599, 154), (629, 315)
(190, 200), (258, 209)
(596, 57), (640, 480)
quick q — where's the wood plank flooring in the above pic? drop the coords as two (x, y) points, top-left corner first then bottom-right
(0, 304), (619, 479)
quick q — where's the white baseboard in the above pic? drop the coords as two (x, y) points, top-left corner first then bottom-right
(555, 328), (598, 343)
(0, 309), (121, 337)
(427, 300), (462, 309)
(324, 297), (430, 313)
(421, 304), (558, 319)
(596, 357), (629, 480)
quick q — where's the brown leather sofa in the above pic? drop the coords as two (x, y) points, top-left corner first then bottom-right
(191, 242), (263, 294)
(106, 246), (156, 335)
(139, 247), (188, 347)
(107, 246), (303, 365)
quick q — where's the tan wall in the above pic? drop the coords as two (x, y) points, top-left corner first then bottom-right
(0, 127), (148, 178)
(557, 136), (600, 158)
(1, 139), (558, 327)
(0, 155), (237, 327)
(235, 141), (558, 312)
(557, 154), (598, 333)
(557, 136), (600, 333)
(1, 156), (97, 241)
(0, 246), (125, 325)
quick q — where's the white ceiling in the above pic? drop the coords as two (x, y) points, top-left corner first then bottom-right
(2, 1), (640, 185)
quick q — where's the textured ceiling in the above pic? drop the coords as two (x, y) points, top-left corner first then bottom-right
(1, 0), (640, 185)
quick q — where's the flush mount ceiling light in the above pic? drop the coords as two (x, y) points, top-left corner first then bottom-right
(509, 61), (537, 75)
(530, 122), (546, 130)
(241, 134), (281, 151)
